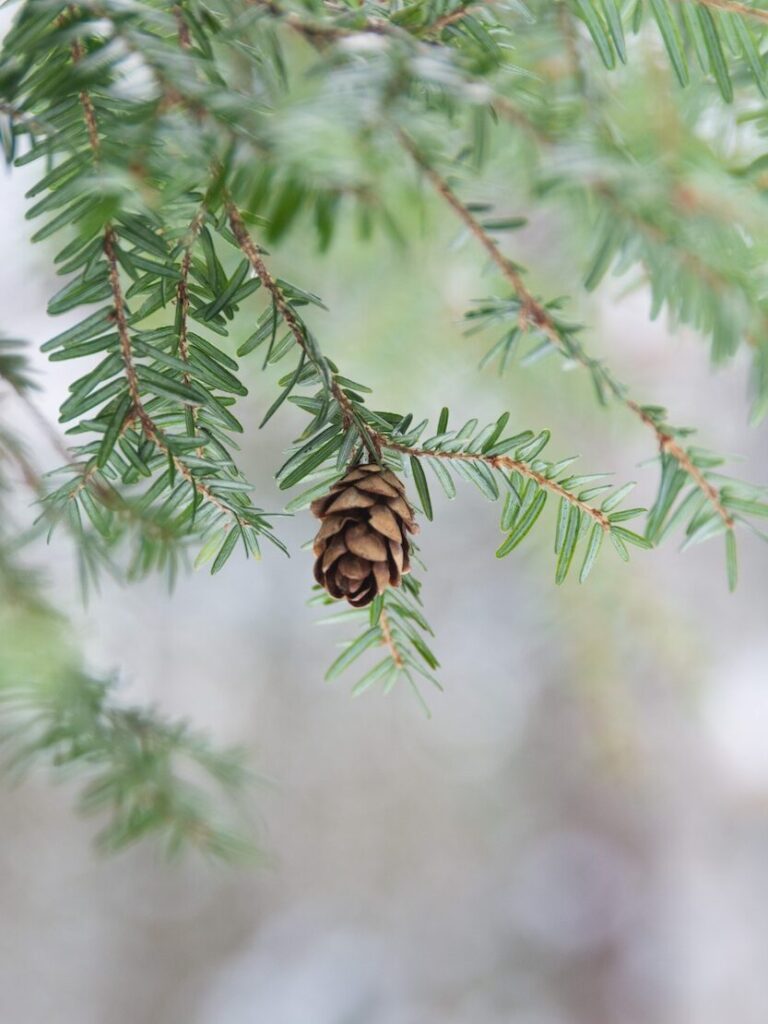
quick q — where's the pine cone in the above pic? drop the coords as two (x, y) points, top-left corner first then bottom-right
(311, 463), (419, 607)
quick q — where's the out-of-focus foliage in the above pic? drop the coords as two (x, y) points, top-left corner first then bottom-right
(0, 533), (258, 858)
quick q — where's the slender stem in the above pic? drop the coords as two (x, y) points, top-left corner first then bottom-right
(101, 228), (236, 520)
(172, 3), (192, 48)
(226, 201), (358, 427)
(379, 606), (404, 668)
(176, 208), (206, 451)
(429, 0), (496, 32)
(395, 128), (563, 337)
(227, 204), (310, 357)
(692, 0), (768, 26)
(383, 438), (611, 528)
(627, 401), (734, 528)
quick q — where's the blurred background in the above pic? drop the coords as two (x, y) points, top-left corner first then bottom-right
(2, 83), (768, 1024)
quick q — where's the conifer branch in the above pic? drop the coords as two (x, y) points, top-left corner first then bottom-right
(396, 130), (736, 536)
(69, 39), (260, 538)
(102, 225), (245, 524)
(227, 194), (610, 530)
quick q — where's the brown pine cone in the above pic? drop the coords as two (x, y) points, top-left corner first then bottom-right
(311, 463), (419, 607)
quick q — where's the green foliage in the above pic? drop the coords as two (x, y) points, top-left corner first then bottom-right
(0, 540), (259, 858)
(317, 574), (441, 716)
(1, 0), (768, 850)
(570, 0), (768, 100)
(0, 334), (37, 393)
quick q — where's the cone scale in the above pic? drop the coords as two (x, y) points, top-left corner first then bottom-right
(311, 463), (419, 607)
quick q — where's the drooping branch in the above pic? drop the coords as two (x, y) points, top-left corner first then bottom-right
(396, 131), (736, 533)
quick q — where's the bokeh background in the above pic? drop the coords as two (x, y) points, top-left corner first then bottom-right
(2, 69), (768, 1024)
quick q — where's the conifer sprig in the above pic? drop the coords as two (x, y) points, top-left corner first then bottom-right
(0, 458), (260, 858)
(394, 135), (767, 586)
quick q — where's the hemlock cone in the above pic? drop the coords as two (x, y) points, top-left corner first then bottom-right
(311, 464), (418, 607)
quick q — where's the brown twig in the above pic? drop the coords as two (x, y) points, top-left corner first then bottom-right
(226, 201), (356, 426)
(100, 228), (236, 519)
(173, 4), (192, 48)
(379, 606), (404, 668)
(248, 0), (397, 42)
(70, 39), (101, 154)
(227, 204), (307, 354)
(384, 438), (612, 528)
(627, 401), (734, 528)
(176, 208), (206, 452)
(396, 128), (545, 330)
(690, 0), (768, 26)
(429, 0), (496, 32)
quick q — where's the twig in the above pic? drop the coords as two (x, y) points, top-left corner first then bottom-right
(691, 0), (768, 27)
(102, 228), (240, 520)
(627, 400), (734, 527)
(71, 39), (101, 154)
(248, 0), (398, 42)
(226, 201), (357, 426)
(176, 208), (206, 452)
(172, 4), (192, 49)
(429, 0), (495, 32)
(379, 606), (404, 668)
(383, 438), (611, 528)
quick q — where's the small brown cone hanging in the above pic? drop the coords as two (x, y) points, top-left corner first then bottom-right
(311, 463), (419, 607)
